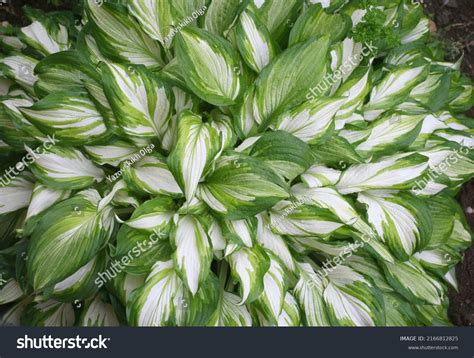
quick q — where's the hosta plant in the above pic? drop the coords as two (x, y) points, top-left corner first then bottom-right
(0, 0), (473, 327)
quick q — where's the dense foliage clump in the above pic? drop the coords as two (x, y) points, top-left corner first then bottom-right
(0, 0), (473, 327)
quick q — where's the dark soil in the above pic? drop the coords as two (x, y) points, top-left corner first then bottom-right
(0, 0), (474, 326)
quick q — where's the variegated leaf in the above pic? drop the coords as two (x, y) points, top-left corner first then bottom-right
(108, 272), (146, 306)
(364, 64), (429, 120)
(125, 196), (175, 233)
(323, 265), (383, 326)
(33, 50), (99, 97)
(334, 65), (372, 124)
(301, 165), (341, 188)
(123, 153), (182, 197)
(215, 291), (252, 326)
(27, 190), (115, 290)
(256, 213), (296, 272)
(274, 97), (345, 143)
(80, 295), (120, 327)
(25, 183), (71, 233)
(249, 130), (314, 180)
(114, 224), (173, 275)
(85, 0), (164, 67)
(204, 0), (244, 36)
(171, 215), (213, 295)
(50, 255), (104, 302)
(168, 111), (221, 201)
(84, 140), (140, 167)
(175, 27), (242, 105)
(0, 55), (38, 95)
(27, 146), (105, 190)
(222, 217), (256, 248)
(102, 63), (173, 139)
(20, 92), (109, 144)
(253, 36), (330, 126)
(294, 262), (330, 326)
(197, 154), (289, 220)
(20, 20), (70, 56)
(236, 9), (277, 73)
(382, 259), (445, 305)
(0, 172), (34, 215)
(127, 261), (181, 326)
(127, 260), (219, 326)
(22, 300), (75, 327)
(291, 185), (394, 262)
(228, 245), (270, 303)
(358, 191), (432, 260)
(255, 256), (286, 322)
(289, 3), (350, 45)
(355, 114), (424, 156)
(277, 292), (301, 326)
(249, 0), (302, 41)
(269, 200), (343, 237)
(336, 153), (429, 194)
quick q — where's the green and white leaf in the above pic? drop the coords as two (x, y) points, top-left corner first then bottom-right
(358, 191), (431, 260)
(171, 215), (213, 295)
(214, 291), (252, 327)
(102, 63), (173, 139)
(277, 292), (301, 326)
(127, 260), (182, 326)
(249, 130), (314, 180)
(25, 183), (71, 225)
(168, 111), (221, 201)
(0, 55), (38, 94)
(222, 218), (256, 248)
(256, 213), (296, 272)
(175, 27), (241, 106)
(323, 265), (383, 326)
(125, 196), (175, 233)
(0, 172), (34, 215)
(355, 114), (425, 156)
(249, 0), (302, 41)
(197, 154), (289, 220)
(289, 3), (350, 45)
(334, 65), (372, 124)
(253, 37), (330, 126)
(236, 9), (277, 73)
(123, 153), (182, 197)
(51, 255), (103, 302)
(20, 20), (70, 56)
(22, 300), (75, 327)
(255, 256), (286, 322)
(26, 146), (105, 190)
(294, 262), (330, 326)
(27, 190), (115, 290)
(204, 0), (244, 36)
(336, 153), (429, 194)
(269, 200), (343, 237)
(382, 259), (445, 305)
(228, 245), (270, 303)
(364, 65), (428, 120)
(20, 92), (108, 144)
(301, 165), (341, 188)
(274, 97), (345, 144)
(85, 0), (164, 67)
(84, 140), (140, 167)
(80, 295), (120, 327)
